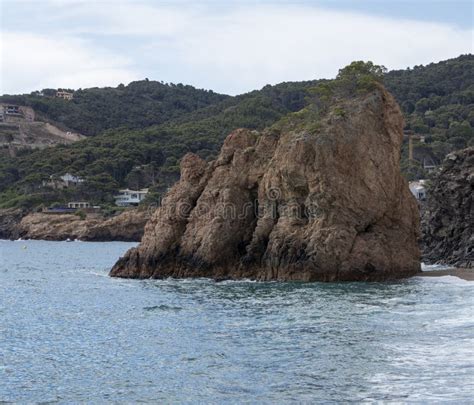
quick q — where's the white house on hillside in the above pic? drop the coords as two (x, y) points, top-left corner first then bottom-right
(60, 173), (83, 185)
(43, 173), (84, 189)
(114, 189), (149, 206)
(409, 180), (427, 201)
(56, 90), (74, 100)
(68, 201), (90, 209)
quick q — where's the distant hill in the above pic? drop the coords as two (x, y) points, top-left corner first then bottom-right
(0, 80), (313, 208)
(0, 81), (230, 136)
(385, 54), (474, 178)
(0, 55), (472, 210)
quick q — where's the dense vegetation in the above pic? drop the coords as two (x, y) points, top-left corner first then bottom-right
(384, 54), (474, 178)
(0, 81), (229, 136)
(0, 80), (313, 208)
(270, 61), (388, 136)
(0, 55), (472, 209)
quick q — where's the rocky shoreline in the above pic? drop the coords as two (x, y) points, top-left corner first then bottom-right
(2, 146), (471, 273)
(2, 210), (471, 282)
(0, 208), (150, 242)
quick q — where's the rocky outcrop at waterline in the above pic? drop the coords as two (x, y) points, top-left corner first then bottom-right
(81, 209), (151, 242)
(421, 147), (473, 268)
(15, 212), (102, 241)
(111, 84), (421, 281)
(5, 209), (150, 242)
(0, 208), (26, 239)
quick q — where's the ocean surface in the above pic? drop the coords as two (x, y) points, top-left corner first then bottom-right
(1, 240), (473, 403)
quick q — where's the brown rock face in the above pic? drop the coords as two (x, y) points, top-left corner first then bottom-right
(421, 147), (474, 268)
(0, 208), (26, 239)
(14, 209), (150, 242)
(111, 86), (420, 281)
(81, 209), (151, 242)
(15, 213), (102, 240)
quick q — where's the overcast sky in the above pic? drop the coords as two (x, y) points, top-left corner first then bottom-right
(1, 0), (473, 95)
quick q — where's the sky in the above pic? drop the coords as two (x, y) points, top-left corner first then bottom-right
(0, 0), (473, 95)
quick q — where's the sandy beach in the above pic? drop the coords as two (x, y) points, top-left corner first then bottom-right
(419, 268), (474, 281)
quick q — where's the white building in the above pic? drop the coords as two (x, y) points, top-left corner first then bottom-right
(60, 173), (83, 185)
(44, 173), (84, 189)
(114, 188), (149, 206)
(409, 180), (427, 201)
(68, 202), (90, 209)
(56, 90), (74, 100)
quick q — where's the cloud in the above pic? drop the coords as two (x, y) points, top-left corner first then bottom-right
(138, 4), (473, 94)
(1, 2), (473, 95)
(0, 32), (139, 94)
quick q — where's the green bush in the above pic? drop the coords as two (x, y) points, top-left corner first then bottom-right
(75, 209), (86, 220)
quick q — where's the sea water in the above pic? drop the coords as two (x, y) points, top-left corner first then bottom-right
(1, 240), (473, 402)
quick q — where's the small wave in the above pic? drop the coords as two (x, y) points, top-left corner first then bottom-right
(215, 278), (259, 284)
(416, 275), (472, 285)
(143, 304), (183, 312)
(421, 263), (453, 271)
(89, 271), (110, 277)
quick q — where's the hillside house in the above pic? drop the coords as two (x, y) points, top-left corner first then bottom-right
(114, 188), (149, 206)
(3, 105), (21, 116)
(56, 91), (74, 100)
(44, 173), (84, 189)
(0, 104), (35, 122)
(409, 180), (427, 201)
(422, 157), (438, 173)
(68, 202), (90, 209)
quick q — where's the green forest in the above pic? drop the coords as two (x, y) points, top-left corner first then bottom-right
(0, 81), (229, 136)
(385, 54), (474, 178)
(0, 55), (472, 210)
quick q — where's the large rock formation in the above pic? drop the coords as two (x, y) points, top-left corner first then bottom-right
(421, 148), (473, 268)
(111, 85), (420, 281)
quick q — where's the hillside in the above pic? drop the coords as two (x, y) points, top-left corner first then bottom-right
(0, 119), (84, 153)
(385, 54), (474, 178)
(0, 55), (472, 210)
(0, 81), (229, 136)
(0, 103), (85, 155)
(0, 80), (313, 208)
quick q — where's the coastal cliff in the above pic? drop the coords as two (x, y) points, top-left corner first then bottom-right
(111, 84), (421, 281)
(421, 147), (473, 268)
